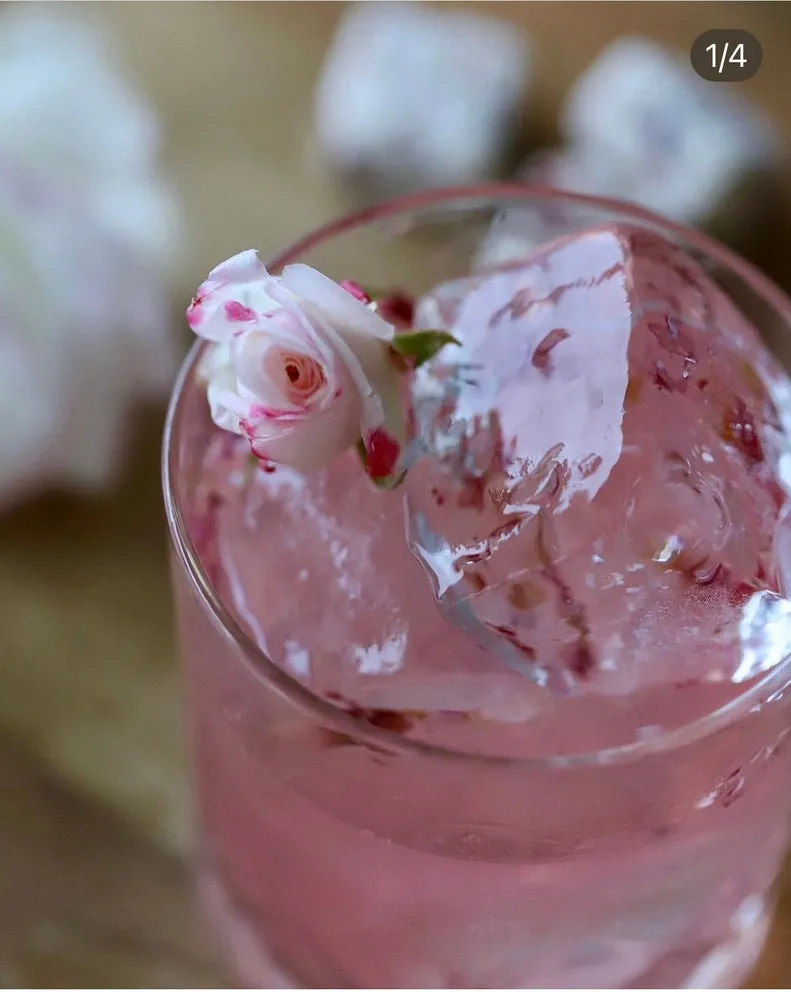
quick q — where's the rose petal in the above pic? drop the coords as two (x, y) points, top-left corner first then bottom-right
(248, 387), (362, 473)
(207, 372), (247, 433)
(208, 249), (268, 285)
(339, 279), (372, 304)
(186, 298), (206, 332)
(281, 262), (394, 341)
(264, 348), (327, 407)
(305, 303), (385, 430)
(196, 341), (232, 384)
(224, 300), (257, 323)
(189, 252), (281, 344)
(363, 342), (406, 451)
(262, 282), (338, 367)
(232, 319), (336, 412)
(364, 426), (401, 480)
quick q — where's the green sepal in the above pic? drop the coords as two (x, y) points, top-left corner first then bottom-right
(390, 329), (460, 368)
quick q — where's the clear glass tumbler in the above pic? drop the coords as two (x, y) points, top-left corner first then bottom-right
(163, 186), (791, 989)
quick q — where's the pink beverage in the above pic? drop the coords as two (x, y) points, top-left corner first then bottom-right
(164, 189), (791, 989)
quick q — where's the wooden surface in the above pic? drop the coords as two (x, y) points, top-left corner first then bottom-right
(4, 2), (791, 987)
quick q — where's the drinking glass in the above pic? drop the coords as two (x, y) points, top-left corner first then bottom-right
(163, 186), (791, 989)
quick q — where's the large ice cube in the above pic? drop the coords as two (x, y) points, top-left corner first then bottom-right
(313, 1), (530, 197)
(560, 37), (779, 234)
(408, 224), (791, 693)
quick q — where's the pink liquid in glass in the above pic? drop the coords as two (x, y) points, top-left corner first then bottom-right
(165, 192), (791, 989)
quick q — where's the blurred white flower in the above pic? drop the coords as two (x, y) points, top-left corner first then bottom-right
(0, 7), (181, 506)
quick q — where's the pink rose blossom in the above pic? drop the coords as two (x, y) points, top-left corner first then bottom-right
(188, 250), (403, 476)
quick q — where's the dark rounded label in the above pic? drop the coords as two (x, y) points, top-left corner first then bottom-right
(691, 29), (762, 82)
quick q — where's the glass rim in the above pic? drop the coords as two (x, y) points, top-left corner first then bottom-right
(163, 182), (791, 771)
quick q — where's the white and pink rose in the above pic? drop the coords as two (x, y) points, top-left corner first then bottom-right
(187, 250), (407, 481)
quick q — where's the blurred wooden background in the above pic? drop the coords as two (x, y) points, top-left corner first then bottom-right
(2, 2), (791, 987)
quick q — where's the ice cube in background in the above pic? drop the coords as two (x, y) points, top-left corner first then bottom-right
(559, 36), (780, 234)
(478, 37), (782, 269)
(313, 1), (530, 198)
(0, 7), (181, 507)
(408, 224), (791, 694)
